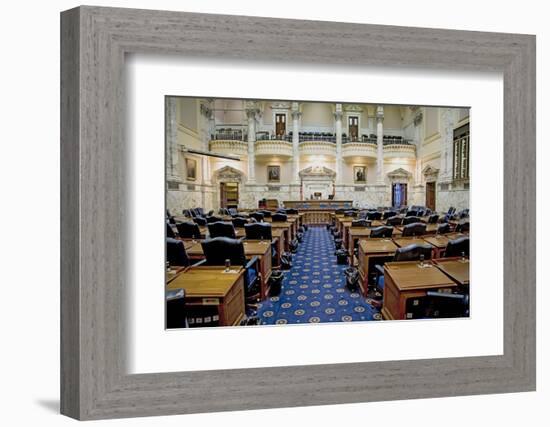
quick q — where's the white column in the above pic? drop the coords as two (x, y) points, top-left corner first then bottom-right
(335, 104), (343, 184)
(291, 104), (301, 184)
(440, 108), (454, 182)
(166, 97), (182, 183)
(200, 101), (213, 185)
(246, 109), (257, 183)
(376, 105), (385, 184)
(414, 112), (423, 185)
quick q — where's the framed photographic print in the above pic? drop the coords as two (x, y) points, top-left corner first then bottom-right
(268, 165), (281, 182)
(61, 5), (535, 421)
(354, 165), (367, 183)
(185, 158), (197, 181)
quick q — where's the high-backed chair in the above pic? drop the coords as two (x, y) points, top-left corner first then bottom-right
(458, 209), (470, 219)
(286, 208), (298, 214)
(193, 216), (207, 226)
(405, 209), (419, 217)
(166, 210), (176, 224)
(206, 215), (223, 224)
(403, 216), (422, 225)
(259, 210), (272, 218)
(445, 236), (470, 258)
(374, 243), (433, 292)
(166, 222), (176, 238)
(272, 213), (288, 222)
(244, 222), (272, 240)
(194, 207), (205, 217)
(166, 237), (190, 267)
(382, 210), (398, 220)
(427, 214), (440, 224)
(386, 216), (403, 226)
(370, 226), (393, 238)
(249, 212), (264, 222)
(416, 209), (426, 217)
(351, 219), (371, 228)
(228, 208), (238, 216)
(231, 217), (249, 228)
(455, 221), (470, 233)
(166, 288), (187, 329)
(182, 209), (194, 217)
(406, 291), (469, 319)
(401, 222), (427, 237)
(343, 210), (357, 217)
(366, 211), (382, 221)
(176, 221), (201, 239)
(207, 221), (237, 239)
(437, 223), (451, 234)
(200, 237), (260, 302)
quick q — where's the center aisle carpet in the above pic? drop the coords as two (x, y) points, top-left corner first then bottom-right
(257, 226), (381, 325)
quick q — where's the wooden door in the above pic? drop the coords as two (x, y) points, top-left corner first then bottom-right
(220, 182), (239, 209)
(348, 116), (359, 141)
(275, 113), (286, 137)
(425, 182), (436, 211)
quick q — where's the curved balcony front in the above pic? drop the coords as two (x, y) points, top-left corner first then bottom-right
(254, 139), (293, 159)
(299, 140), (337, 157)
(383, 143), (416, 159)
(342, 142), (377, 159)
(209, 139), (248, 157)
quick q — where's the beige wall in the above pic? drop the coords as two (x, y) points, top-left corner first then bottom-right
(301, 102), (333, 127)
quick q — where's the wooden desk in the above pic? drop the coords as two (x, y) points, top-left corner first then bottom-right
(269, 222), (292, 250)
(166, 266), (245, 326)
(357, 239), (398, 297)
(346, 228), (400, 264)
(381, 261), (457, 320)
(434, 258), (470, 286)
(185, 240), (272, 300)
(392, 237), (430, 248)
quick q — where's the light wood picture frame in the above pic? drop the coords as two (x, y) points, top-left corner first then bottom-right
(61, 6), (536, 420)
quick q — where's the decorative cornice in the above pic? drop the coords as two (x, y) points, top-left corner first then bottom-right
(299, 166), (336, 179)
(343, 104), (364, 113)
(213, 165), (245, 182)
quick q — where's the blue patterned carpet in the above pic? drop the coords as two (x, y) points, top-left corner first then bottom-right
(257, 226), (381, 325)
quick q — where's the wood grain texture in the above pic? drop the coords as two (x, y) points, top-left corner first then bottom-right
(60, 6), (536, 420)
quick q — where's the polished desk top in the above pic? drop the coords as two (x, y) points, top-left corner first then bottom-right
(358, 239), (398, 254)
(423, 233), (466, 249)
(185, 240), (271, 257)
(384, 261), (456, 291)
(166, 266), (244, 296)
(393, 237), (430, 248)
(434, 258), (470, 285)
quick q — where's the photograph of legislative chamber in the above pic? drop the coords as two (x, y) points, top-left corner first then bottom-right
(165, 98), (470, 329)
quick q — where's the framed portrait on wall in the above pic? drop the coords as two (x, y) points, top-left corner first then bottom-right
(268, 165), (280, 182)
(354, 165), (366, 183)
(185, 158), (196, 181)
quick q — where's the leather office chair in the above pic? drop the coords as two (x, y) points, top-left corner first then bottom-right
(366, 211), (382, 221)
(245, 222), (273, 240)
(437, 223), (451, 234)
(406, 291), (469, 319)
(166, 288), (187, 329)
(166, 222), (176, 239)
(207, 221), (237, 239)
(200, 237), (260, 307)
(446, 207), (456, 216)
(427, 214), (440, 224)
(373, 243), (433, 293)
(166, 237), (190, 267)
(166, 210), (176, 224)
(403, 216), (422, 225)
(445, 236), (470, 258)
(228, 208), (238, 216)
(405, 209), (419, 217)
(259, 210), (272, 218)
(382, 210), (398, 220)
(193, 216), (207, 226)
(175, 221), (201, 239)
(194, 207), (205, 217)
(401, 222), (427, 237)
(249, 212), (264, 222)
(206, 215), (223, 224)
(455, 221), (470, 233)
(343, 210), (357, 217)
(232, 217), (249, 228)
(458, 209), (470, 219)
(386, 216), (403, 226)
(183, 209), (194, 217)
(351, 219), (371, 227)
(272, 213), (288, 222)
(370, 226), (393, 238)
(286, 208), (298, 214)
(416, 209), (426, 217)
